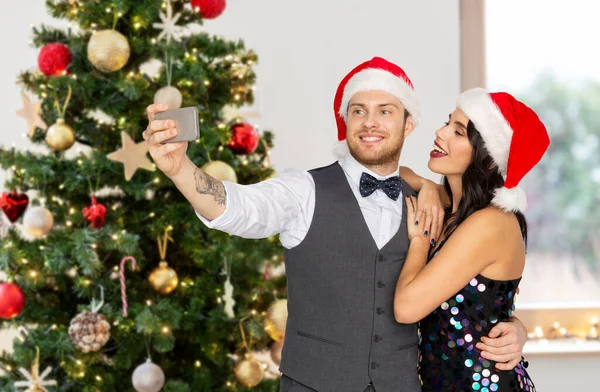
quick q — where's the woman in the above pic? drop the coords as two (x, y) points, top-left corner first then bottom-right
(395, 88), (549, 391)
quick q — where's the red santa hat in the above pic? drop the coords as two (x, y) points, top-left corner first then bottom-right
(457, 88), (550, 213)
(333, 57), (419, 157)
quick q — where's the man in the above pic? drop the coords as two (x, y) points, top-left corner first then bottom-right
(143, 57), (526, 392)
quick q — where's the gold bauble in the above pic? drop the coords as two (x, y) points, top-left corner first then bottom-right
(234, 354), (264, 387)
(200, 160), (237, 183)
(148, 261), (179, 294)
(45, 119), (75, 151)
(270, 340), (283, 365)
(264, 299), (288, 341)
(87, 29), (130, 73)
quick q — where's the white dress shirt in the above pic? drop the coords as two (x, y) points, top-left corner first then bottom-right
(196, 154), (404, 249)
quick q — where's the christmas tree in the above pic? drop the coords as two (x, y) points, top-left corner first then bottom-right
(0, 1), (287, 391)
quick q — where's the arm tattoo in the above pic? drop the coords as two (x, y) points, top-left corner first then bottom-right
(194, 167), (226, 205)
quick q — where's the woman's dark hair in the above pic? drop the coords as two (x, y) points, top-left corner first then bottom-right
(442, 120), (528, 245)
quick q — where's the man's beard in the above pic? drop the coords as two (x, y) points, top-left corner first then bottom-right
(348, 137), (404, 167)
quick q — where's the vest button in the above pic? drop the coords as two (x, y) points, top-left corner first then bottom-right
(376, 307), (384, 315)
(378, 254), (385, 262)
(371, 361), (379, 369)
(374, 335), (381, 342)
(377, 281), (386, 288)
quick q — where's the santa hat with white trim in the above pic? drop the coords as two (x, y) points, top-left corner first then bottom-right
(457, 88), (550, 213)
(333, 57), (420, 158)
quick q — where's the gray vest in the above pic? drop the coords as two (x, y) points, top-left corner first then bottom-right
(280, 163), (421, 392)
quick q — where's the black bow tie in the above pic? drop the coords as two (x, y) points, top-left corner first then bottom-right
(359, 172), (402, 201)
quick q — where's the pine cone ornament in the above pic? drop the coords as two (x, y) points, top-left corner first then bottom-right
(69, 311), (110, 353)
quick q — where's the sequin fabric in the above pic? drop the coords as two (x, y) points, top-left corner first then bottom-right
(419, 240), (536, 392)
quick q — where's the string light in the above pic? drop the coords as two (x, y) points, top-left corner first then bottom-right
(29, 270), (38, 279)
(194, 360), (202, 368)
(146, 300), (152, 306)
(5, 366), (12, 371)
(66, 220), (73, 227)
(21, 259), (28, 264)
(161, 326), (170, 334)
(95, 375), (103, 382)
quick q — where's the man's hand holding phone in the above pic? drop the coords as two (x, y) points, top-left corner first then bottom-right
(143, 104), (196, 178)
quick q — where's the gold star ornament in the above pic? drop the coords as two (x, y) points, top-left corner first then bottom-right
(107, 131), (155, 181)
(16, 91), (48, 137)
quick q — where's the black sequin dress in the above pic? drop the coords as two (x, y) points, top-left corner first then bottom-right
(418, 239), (536, 392)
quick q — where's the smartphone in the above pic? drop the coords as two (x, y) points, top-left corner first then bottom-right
(155, 106), (200, 143)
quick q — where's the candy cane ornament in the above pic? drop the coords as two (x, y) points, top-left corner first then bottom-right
(120, 256), (137, 317)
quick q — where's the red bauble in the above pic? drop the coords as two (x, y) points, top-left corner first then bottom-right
(38, 43), (72, 76)
(0, 282), (26, 319)
(82, 196), (107, 229)
(227, 122), (260, 154)
(191, 0), (226, 19)
(0, 190), (29, 223)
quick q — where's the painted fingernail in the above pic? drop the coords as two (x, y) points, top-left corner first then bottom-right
(415, 221), (419, 225)
(424, 231), (428, 237)
(430, 239), (436, 247)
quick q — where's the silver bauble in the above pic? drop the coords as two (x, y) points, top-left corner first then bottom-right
(154, 86), (182, 110)
(23, 206), (54, 238)
(132, 359), (165, 392)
